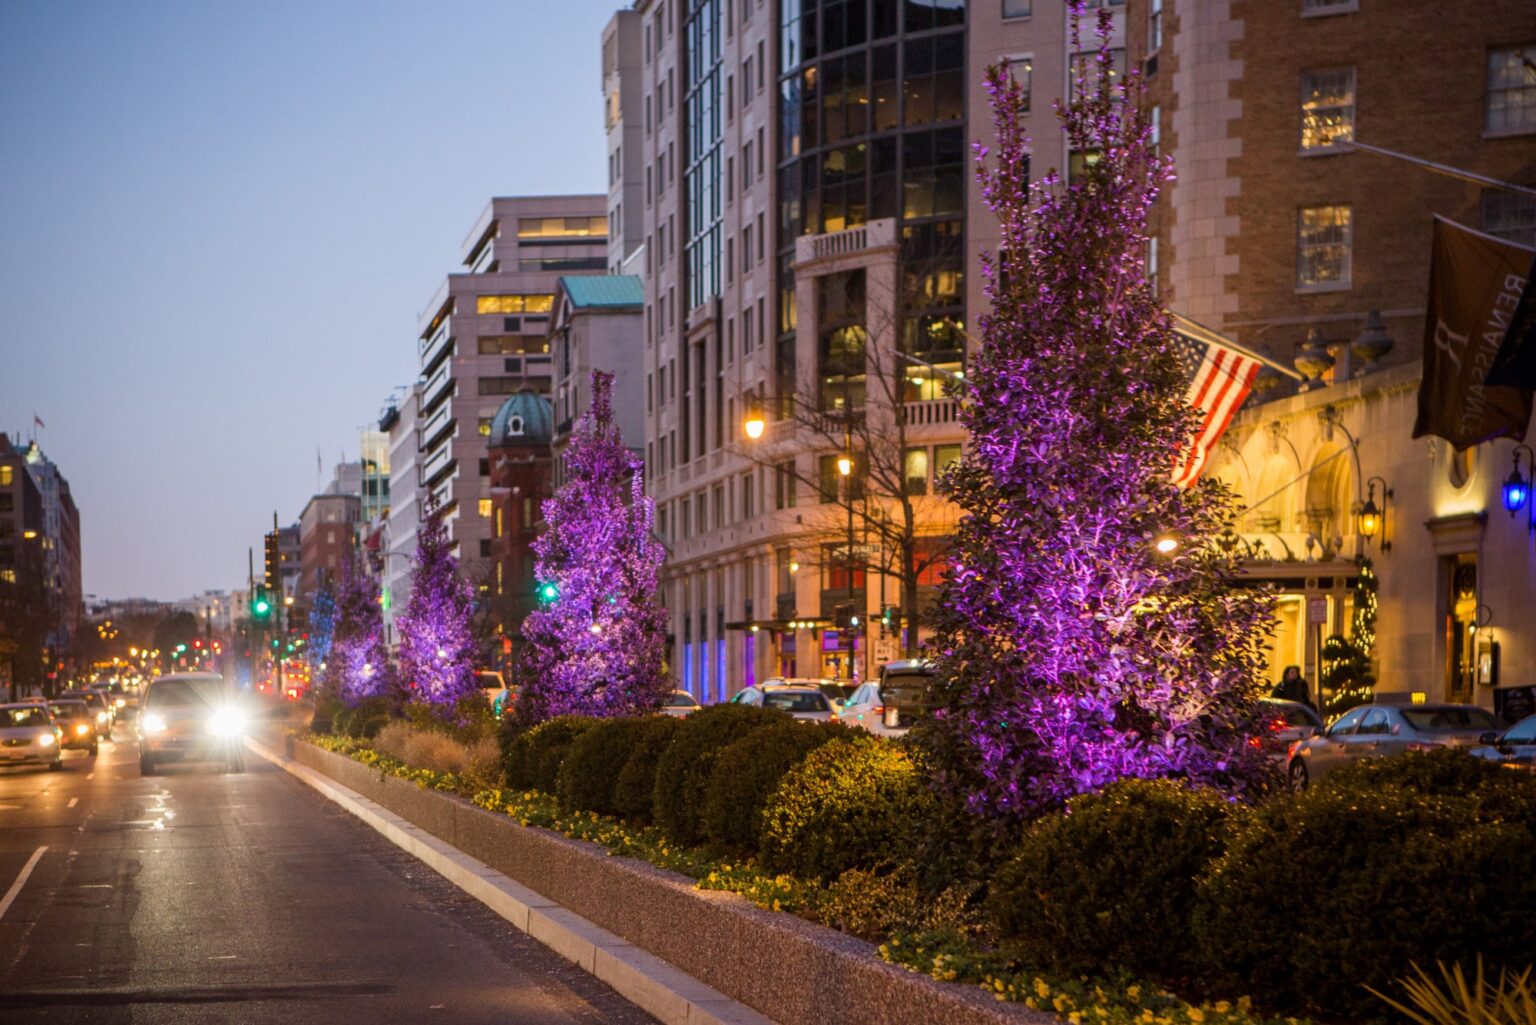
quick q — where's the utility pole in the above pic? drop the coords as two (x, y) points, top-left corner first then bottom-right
(273, 511), (285, 697)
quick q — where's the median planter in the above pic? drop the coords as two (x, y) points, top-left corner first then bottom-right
(281, 735), (1052, 1025)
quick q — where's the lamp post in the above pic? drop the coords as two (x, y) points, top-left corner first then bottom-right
(1357, 476), (1392, 553)
(1504, 445), (1534, 535)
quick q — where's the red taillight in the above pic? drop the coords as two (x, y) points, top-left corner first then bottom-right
(1248, 736), (1263, 749)
(872, 705), (885, 716)
(1268, 717), (1288, 733)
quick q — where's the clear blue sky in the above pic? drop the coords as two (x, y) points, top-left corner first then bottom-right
(0, 0), (614, 602)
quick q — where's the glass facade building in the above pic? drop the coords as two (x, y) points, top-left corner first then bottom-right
(776, 0), (968, 411)
(684, 0), (724, 311)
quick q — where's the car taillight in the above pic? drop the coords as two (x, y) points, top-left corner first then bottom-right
(872, 705), (885, 716)
(1268, 717), (1288, 733)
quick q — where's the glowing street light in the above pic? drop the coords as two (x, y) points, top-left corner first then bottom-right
(1153, 533), (1180, 555)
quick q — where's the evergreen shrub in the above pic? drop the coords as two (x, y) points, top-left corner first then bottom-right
(653, 704), (786, 845)
(990, 778), (1233, 979)
(557, 716), (657, 816)
(700, 719), (851, 852)
(759, 738), (931, 882)
(501, 715), (596, 791)
(1195, 749), (1536, 1018)
(611, 715), (681, 823)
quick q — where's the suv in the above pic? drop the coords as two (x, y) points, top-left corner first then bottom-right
(138, 673), (247, 775)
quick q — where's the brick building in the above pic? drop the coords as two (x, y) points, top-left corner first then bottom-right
(485, 391), (555, 669)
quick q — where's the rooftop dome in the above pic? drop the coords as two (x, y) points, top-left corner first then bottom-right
(488, 390), (553, 447)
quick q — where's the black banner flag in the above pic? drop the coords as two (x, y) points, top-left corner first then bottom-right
(1413, 218), (1533, 450)
(1486, 252), (1536, 391)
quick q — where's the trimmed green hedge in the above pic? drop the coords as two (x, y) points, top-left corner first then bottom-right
(501, 715), (597, 792)
(611, 716), (681, 824)
(557, 716), (659, 817)
(1195, 748), (1536, 1018)
(991, 778), (1233, 979)
(701, 719), (851, 852)
(759, 737), (932, 882)
(652, 704), (787, 845)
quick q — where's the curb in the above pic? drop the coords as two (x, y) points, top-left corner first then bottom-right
(247, 736), (777, 1025)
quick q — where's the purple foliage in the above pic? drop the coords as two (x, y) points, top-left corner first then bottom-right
(331, 550), (392, 704)
(921, 8), (1274, 824)
(514, 371), (669, 725)
(396, 496), (478, 706)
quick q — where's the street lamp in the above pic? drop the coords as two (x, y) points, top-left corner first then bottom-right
(1153, 533), (1180, 555)
(742, 399), (766, 441)
(1357, 476), (1392, 552)
(1504, 445), (1534, 534)
(836, 454), (853, 477)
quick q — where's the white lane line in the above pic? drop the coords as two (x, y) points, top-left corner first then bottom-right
(68, 797), (79, 808)
(0, 846), (48, 921)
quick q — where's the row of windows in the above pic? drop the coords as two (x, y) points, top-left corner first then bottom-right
(779, 0), (964, 76)
(516, 216), (607, 239)
(476, 294), (555, 315)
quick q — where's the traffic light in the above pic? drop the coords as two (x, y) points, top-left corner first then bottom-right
(251, 588), (272, 619)
(537, 581), (559, 604)
(263, 531), (280, 591)
(880, 605), (900, 632)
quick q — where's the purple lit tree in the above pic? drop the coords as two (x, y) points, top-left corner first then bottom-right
(331, 550), (392, 703)
(920, 13), (1274, 824)
(396, 496), (478, 705)
(306, 576), (337, 684)
(514, 371), (669, 725)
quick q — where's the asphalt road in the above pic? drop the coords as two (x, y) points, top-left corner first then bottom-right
(0, 725), (657, 1024)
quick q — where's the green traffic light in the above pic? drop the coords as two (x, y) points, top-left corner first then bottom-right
(537, 582), (559, 603)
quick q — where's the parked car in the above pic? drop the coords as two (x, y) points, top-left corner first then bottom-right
(138, 673), (247, 775)
(0, 703), (63, 771)
(660, 690), (701, 717)
(1251, 698), (1323, 762)
(1286, 702), (1501, 790)
(476, 671), (517, 717)
(48, 700), (99, 755)
(814, 680), (858, 707)
(730, 683), (839, 722)
(1470, 713), (1536, 771)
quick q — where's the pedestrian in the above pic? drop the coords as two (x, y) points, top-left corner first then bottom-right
(1273, 665), (1312, 710)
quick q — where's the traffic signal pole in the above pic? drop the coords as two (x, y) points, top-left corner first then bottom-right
(273, 512), (285, 697)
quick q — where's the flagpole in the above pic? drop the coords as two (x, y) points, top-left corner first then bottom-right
(1341, 141), (1536, 200)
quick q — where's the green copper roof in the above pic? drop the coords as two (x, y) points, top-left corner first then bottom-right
(560, 275), (643, 309)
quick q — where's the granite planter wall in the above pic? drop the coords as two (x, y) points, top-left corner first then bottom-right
(283, 735), (1051, 1025)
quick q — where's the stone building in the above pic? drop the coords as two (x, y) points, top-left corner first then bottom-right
(486, 391), (555, 670)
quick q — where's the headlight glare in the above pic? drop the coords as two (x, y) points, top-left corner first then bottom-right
(140, 713), (167, 736)
(38, 732), (55, 747)
(75, 723), (90, 735)
(208, 708), (246, 737)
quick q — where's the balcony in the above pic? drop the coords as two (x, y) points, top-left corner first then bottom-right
(900, 398), (959, 427)
(795, 217), (897, 265)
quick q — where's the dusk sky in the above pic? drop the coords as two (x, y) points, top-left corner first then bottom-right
(0, 1), (613, 602)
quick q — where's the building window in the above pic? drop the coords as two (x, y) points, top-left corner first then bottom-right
(775, 460), (797, 509)
(516, 216), (607, 238)
(741, 472), (754, 519)
(479, 458), (490, 477)
(1004, 56), (1032, 112)
(478, 499), (493, 518)
(1303, 0), (1358, 13)
(1002, 0), (1031, 19)
(0, 467), (10, 486)
(476, 294), (555, 315)
(477, 418), (493, 437)
(1300, 67), (1355, 150)
(935, 444), (962, 474)
(1147, 0), (1162, 50)
(478, 377), (523, 396)
(1483, 188), (1536, 248)
(713, 485), (725, 530)
(1487, 46), (1536, 134)
(904, 448), (930, 495)
(1296, 205), (1352, 289)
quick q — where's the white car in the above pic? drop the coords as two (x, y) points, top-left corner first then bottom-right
(1470, 713), (1536, 772)
(730, 684), (839, 722)
(0, 703), (64, 771)
(661, 690), (701, 717)
(1286, 702), (1500, 790)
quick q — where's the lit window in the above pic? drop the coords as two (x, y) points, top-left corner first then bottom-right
(1297, 206), (1352, 289)
(515, 216), (608, 238)
(478, 418), (493, 437)
(1069, 49), (1126, 104)
(1002, 0), (1030, 18)
(1300, 67), (1355, 150)
(1004, 56), (1032, 112)
(1486, 46), (1536, 134)
(904, 448), (930, 495)
(1483, 188), (1536, 248)
(0, 466), (10, 486)
(476, 294), (555, 315)
(478, 499), (493, 518)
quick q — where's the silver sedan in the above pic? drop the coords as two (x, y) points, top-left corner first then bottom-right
(1286, 702), (1501, 790)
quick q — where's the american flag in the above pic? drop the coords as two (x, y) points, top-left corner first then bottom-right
(1169, 322), (1265, 489)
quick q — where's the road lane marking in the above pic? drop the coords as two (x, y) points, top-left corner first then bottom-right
(0, 846), (47, 921)
(67, 797), (78, 808)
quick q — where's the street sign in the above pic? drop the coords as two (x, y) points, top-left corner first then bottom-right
(1306, 597), (1328, 625)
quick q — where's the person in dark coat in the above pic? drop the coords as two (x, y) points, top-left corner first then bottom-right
(1273, 665), (1312, 710)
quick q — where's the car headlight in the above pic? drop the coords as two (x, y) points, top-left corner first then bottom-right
(207, 708), (246, 737)
(115, 698), (126, 708)
(38, 732), (55, 747)
(75, 723), (91, 736)
(140, 713), (167, 736)
(96, 711), (110, 724)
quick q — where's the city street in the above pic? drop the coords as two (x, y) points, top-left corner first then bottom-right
(0, 733), (656, 1025)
